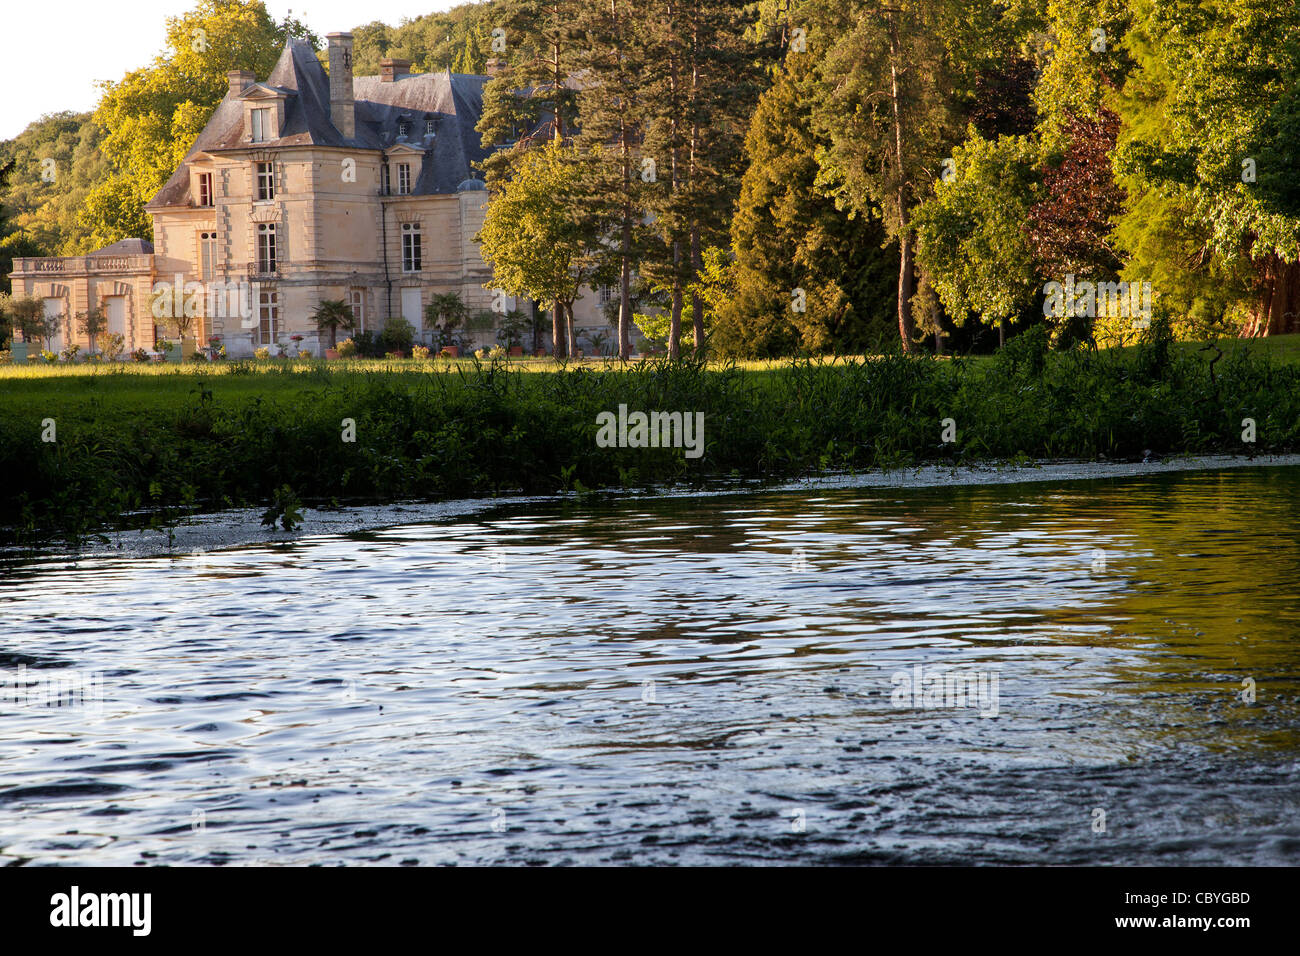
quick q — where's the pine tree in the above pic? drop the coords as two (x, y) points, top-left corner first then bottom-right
(573, 0), (652, 360)
(811, 0), (1001, 352)
(638, 0), (762, 358)
(476, 0), (585, 189)
(718, 35), (897, 356)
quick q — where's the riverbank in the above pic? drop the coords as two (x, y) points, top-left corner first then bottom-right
(2, 332), (1298, 543)
(8, 454), (1298, 561)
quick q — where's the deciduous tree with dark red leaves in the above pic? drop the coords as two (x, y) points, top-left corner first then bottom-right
(1024, 108), (1126, 284)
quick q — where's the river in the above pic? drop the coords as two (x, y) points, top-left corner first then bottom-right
(2, 463), (1298, 865)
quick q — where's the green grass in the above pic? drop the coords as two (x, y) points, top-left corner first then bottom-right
(2, 328), (1298, 544)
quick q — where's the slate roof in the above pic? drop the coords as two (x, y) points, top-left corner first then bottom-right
(90, 238), (154, 256)
(147, 38), (492, 208)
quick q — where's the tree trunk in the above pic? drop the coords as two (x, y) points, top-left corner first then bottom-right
(667, 4), (682, 360)
(897, 231), (916, 351)
(566, 301), (577, 357)
(620, 125), (633, 361)
(690, 224), (704, 356)
(888, 13), (916, 353)
(670, 252), (683, 361)
(1247, 254), (1300, 336)
(553, 303), (566, 359)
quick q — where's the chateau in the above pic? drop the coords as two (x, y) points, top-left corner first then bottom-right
(9, 34), (612, 357)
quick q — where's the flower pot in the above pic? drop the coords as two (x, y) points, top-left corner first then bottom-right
(440, 346), (460, 358)
(325, 349), (340, 360)
(509, 346), (524, 357)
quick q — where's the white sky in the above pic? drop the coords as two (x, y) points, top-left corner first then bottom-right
(0, 0), (462, 140)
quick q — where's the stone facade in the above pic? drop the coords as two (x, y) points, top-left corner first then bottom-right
(9, 241), (155, 354)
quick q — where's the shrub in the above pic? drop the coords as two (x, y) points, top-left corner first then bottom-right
(488, 345), (506, 360)
(337, 338), (358, 358)
(298, 349), (312, 359)
(379, 317), (415, 353)
(98, 332), (126, 361)
(131, 348), (149, 362)
(411, 345), (431, 360)
(255, 347), (271, 360)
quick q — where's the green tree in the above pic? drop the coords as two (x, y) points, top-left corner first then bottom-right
(913, 130), (1044, 338)
(812, 0), (1003, 352)
(453, 30), (487, 74)
(312, 299), (356, 349)
(83, 1), (316, 244)
(573, 0), (652, 360)
(1111, 0), (1300, 336)
(425, 292), (469, 349)
(638, 0), (764, 358)
(477, 142), (601, 359)
(476, 0), (584, 189)
(719, 35), (897, 357)
(76, 306), (108, 356)
(0, 113), (110, 265)
(8, 296), (51, 348)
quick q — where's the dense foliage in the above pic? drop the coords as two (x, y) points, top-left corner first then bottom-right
(5, 0), (1300, 351)
(2, 332), (1297, 543)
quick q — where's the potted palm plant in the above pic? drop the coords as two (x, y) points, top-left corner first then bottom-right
(312, 299), (357, 359)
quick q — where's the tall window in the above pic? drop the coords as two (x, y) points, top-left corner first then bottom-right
(398, 119), (410, 137)
(256, 162), (275, 202)
(256, 223), (277, 273)
(200, 232), (217, 281)
(251, 108), (271, 143)
(599, 284), (614, 305)
(197, 172), (214, 207)
(401, 222), (421, 273)
(380, 163), (390, 196)
(258, 290), (278, 344)
(425, 117), (435, 137)
(397, 164), (411, 195)
(348, 289), (366, 332)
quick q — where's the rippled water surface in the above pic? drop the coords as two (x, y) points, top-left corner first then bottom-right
(3, 466), (1299, 865)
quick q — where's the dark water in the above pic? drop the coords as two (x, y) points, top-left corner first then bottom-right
(2, 466), (1299, 866)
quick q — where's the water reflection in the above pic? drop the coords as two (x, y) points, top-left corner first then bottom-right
(1, 466), (1298, 865)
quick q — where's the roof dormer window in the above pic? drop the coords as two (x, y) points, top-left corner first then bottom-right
(424, 115), (435, 137)
(397, 118), (410, 138)
(250, 108), (271, 143)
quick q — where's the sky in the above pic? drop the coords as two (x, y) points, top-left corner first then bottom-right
(0, 0), (461, 140)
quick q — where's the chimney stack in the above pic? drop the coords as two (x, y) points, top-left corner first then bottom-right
(327, 33), (356, 139)
(227, 70), (255, 98)
(380, 58), (412, 83)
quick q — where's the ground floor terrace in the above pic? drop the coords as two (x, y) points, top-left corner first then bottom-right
(10, 247), (630, 359)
